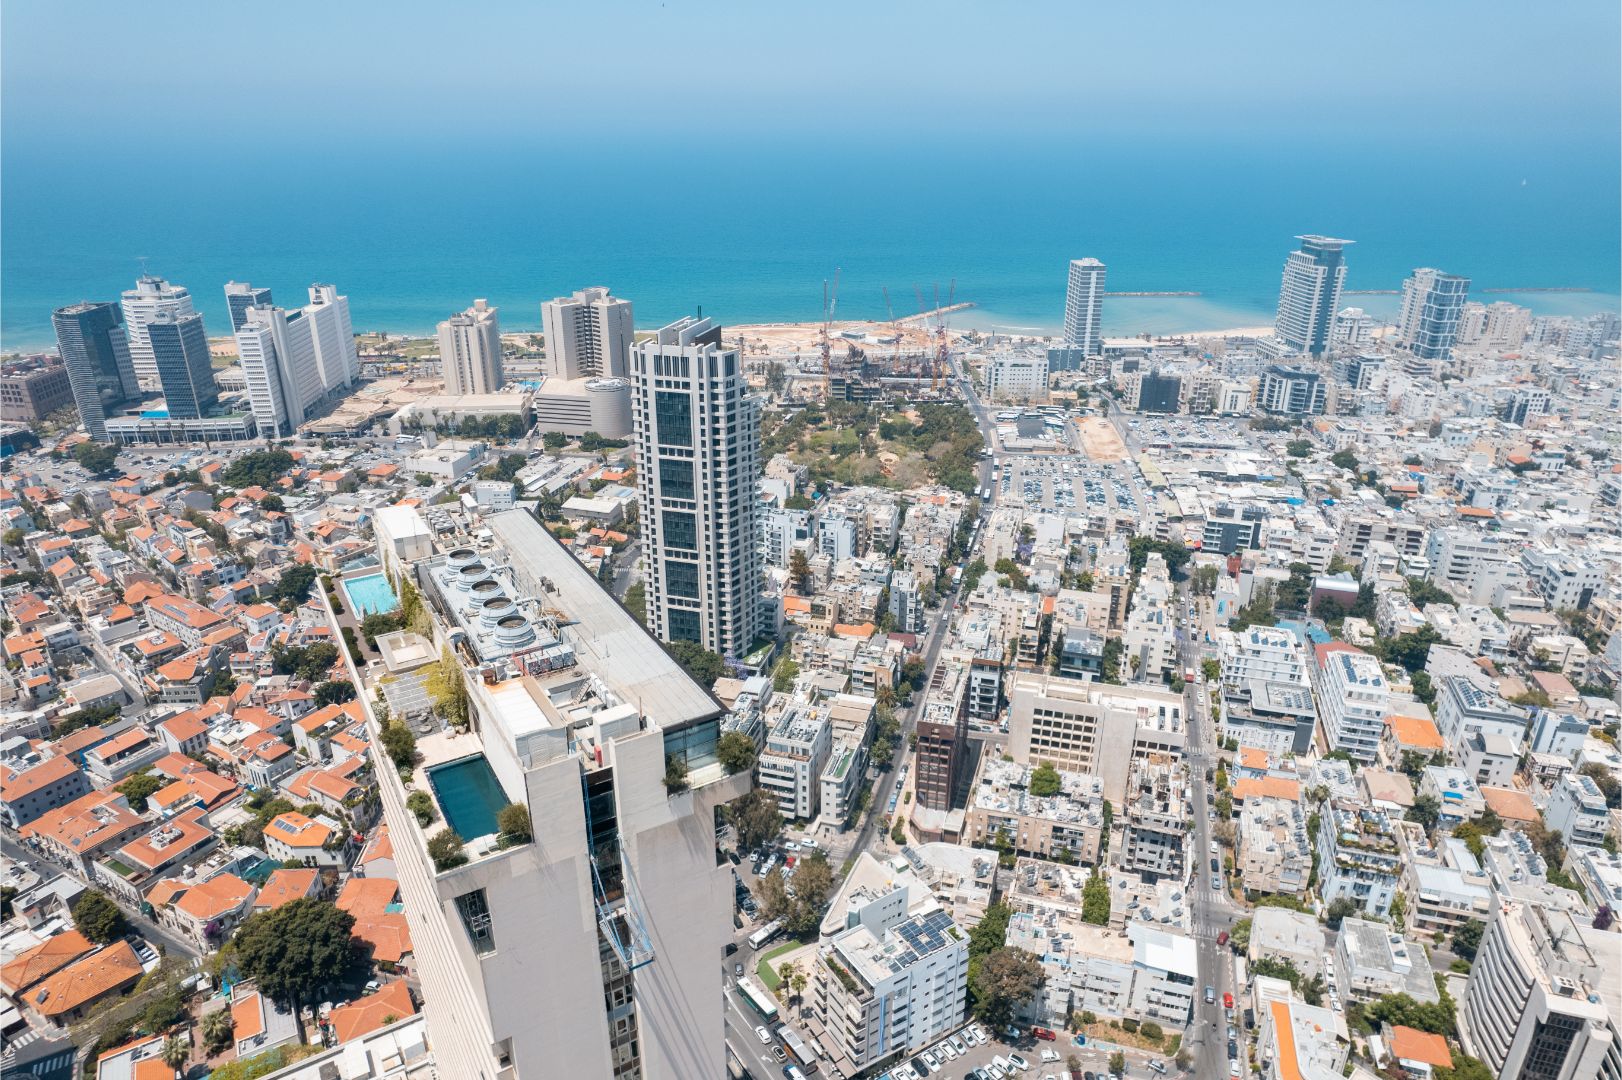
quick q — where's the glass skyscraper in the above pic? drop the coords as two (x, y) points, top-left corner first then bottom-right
(146, 311), (217, 419)
(224, 280), (273, 333)
(1274, 235), (1352, 356)
(51, 301), (140, 442)
(1397, 268), (1471, 361)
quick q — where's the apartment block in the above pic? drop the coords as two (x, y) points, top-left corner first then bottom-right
(963, 757), (1106, 865)
(1005, 672), (1185, 804)
(1545, 772), (1611, 850)
(1314, 646), (1388, 764)
(1118, 754), (1188, 882)
(757, 697), (833, 821)
(1238, 794), (1311, 897)
(1315, 802), (1402, 918)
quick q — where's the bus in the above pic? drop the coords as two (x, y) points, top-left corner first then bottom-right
(736, 976), (779, 1024)
(747, 918), (784, 951)
(779, 1026), (819, 1073)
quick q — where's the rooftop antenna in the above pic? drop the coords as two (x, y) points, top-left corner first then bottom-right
(137, 256), (151, 276)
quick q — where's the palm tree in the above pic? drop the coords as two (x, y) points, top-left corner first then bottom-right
(161, 1035), (190, 1070)
(789, 966), (809, 1010)
(777, 961), (799, 1002)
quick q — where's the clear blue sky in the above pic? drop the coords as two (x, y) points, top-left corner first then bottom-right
(4, 1), (1618, 149)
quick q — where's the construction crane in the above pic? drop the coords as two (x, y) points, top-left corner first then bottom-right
(820, 267), (842, 399)
(882, 286), (906, 376)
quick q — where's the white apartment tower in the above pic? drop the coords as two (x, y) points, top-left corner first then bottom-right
(1274, 236), (1352, 356)
(438, 299), (504, 395)
(365, 510), (748, 1080)
(1063, 258), (1107, 356)
(1315, 648), (1389, 764)
(234, 285), (360, 438)
(541, 287), (635, 379)
(120, 275), (197, 388)
(632, 316), (763, 659)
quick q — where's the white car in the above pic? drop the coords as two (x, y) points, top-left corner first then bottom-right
(952, 1036), (969, 1055)
(1229, 1062), (1242, 1077)
(992, 1056), (1011, 1072)
(755, 1025), (771, 1044)
(1040, 1048), (1061, 1063)
(970, 1024), (988, 1044)
(922, 1051), (941, 1072)
(939, 1042), (958, 1060)
(1008, 1053), (1030, 1071)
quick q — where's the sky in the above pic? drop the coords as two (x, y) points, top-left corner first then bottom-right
(4, 1), (1619, 151)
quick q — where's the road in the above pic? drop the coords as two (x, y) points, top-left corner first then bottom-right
(1176, 583), (1242, 1080)
(1, 832), (202, 961)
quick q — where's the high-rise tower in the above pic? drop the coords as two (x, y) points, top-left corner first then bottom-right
(146, 311), (216, 419)
(1062, 258), (1107, 356)
(119, 276), (196, 388)
(541, 287), (635, 379)
(1274, 236), (1352, 356)
(224, 281), (273, 333)
(234, 285), (360, 437)
(631, 316), (763, 659)
(52, 302), (140, 442)
(437, 299), (504, 395)
(1396, 268), (1471, 361)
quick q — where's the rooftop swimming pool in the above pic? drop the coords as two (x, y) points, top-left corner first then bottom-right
(426, 755), (507, 841)
(342, 573), (399, 616)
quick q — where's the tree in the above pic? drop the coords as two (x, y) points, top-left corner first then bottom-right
(2, 527), (24, 547)
(728, 789), (783, 852)
(272, 563), (320, 607)
(788, 548), (812, 595)
(772, 656), (800, 694)
(425, 645), (470, 728)
(961, 556), (988, 592)
(1202, 657), (1220, 683)
(1379, 625), (1444, 674)
(313, 680), (357, 707)
(258, 493), (285, 512)
(115, 770), (165, 813)
(73, 441), (121, 474)
(1364, 989), (1457, 1036)
(788, 964), (809, 1006)
(427, 830), (467, 871)
(668, 640), (725, 688)
(542, 431), (568, 449)
(993, 557), (1029, 591)
(162, 1035), (189, 1069)
(72, 890), (127, 943)
(233, 899), (360, 1015)
(1452, 918), (1484, 961)
(222, 449), (295, 488)
(1330, 449), (1359, 471)
(406, 790), (437, 827)
(1228, 917), (1251, 951)
(623, 580), (646, 625)
(1174, 1048), (1192, 1072)
(379, 722), (417, 769)
(717, 731), (757, 774)
(971, 947), (1046, 1027)
(1285, 439), (1313, 458)
(496, 803), (531, 844)
(1325, 898), (1359, 930)
(786, 852), (835, 933)
(1109, 1051), (1127, 1076)
(202, 1007), (235, 1053)
(1579, 762), (1622, 808)
(1082, 869), (1110, 925)
(1406, 794), (1441, 831)
(663, 754), (690, 793)
(1028, 761), (1062, 798)
(1436, 1055), (1494, 1080)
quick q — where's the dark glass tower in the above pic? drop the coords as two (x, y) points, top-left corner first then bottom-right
(147, 311), (217, 419)
(224, 281), (273, 333)
(51, 301), (140, 442)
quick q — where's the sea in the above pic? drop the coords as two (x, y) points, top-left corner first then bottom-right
(2, 137), (1617, 351)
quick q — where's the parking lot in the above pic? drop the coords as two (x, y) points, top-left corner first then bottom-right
(875, 1022), (1177, 1080)
(997, 455), (1140, 516)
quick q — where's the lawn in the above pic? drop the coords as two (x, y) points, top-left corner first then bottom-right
(754, 940), (799, 990)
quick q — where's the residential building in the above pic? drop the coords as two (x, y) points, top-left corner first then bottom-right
(1248, 906), (1325, 979)
(1219, 626), (1317, 756)
(631, 316), (763, 659)
(119, 275), (195, 387)
(146, 311), (217, 419)
(1121, 552), (1177, 683)
(757, 699), (832, 821)
(1434, 676), (1528, 758)
(1316, 648), (1388, 764)
(0, 359), (75, 423)
(1545, 772), (1611, 850)
(1258, 364), (1328, 415)
(437, 299), (503, 395)
(1334, 916), (1440, 1004)
(51, 301), (140, 442)
(915, 659), (971, 818)
(1118, 755), (1187, 881)
(1005, 672), (1185, 804)
(223, 281), (272, 332)
(373, 509), (749, 1080)
(1202, 504), (1266, 555)
(985, 351), (1050, 402)
(1063, 258), (1106, 356)
(963, 757), (1107, 864)
(1315, 802), (1402, 918)
(1400, 835), (1492, 935)
(809, 855), (968, 1073)
(1397, 269), (1471, 361)
(1331, 307), (1376, 350)
(1458, 901), (1619, 1080)
(1274, 235), (1352, 356)
(1, 757), (92, 829)
(1238, 794), (1312, 897)
(235, 284), (360, 437)
(541, 287), (634, 379)
(1257, 996), (1352, 1080)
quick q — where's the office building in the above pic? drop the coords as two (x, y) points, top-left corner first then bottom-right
(541, 287), (634, 379)
(1397, 268), (1471, 361)
(964, 757), (1107, 863)
(1136, 372), (1182, 413)
(1063, 258), (1106, 356)
(235, 285), (360, 438)
(1315, 648), (1388, 764)
(51, 301), (141, 442)
(1458, 901), (1619, 1080)
(146, 311), (217, 419)
(810, 854), (969, 1074)
(223, 281), (273, 332)
(1274, 235), (1352, 356)
(1258, 364), (1328, 415)
(371, 509), (748, 1079)
(1202, 504), (1266, 555)
(530, 376), (633, 438)
(915, 659), (970, 817)
(438, 299), (504, 395)
(120, 275), (196, 388)
(1005, 672), (1185, 804)
(631, 316), (763, 659)
(0, 358), (76, 422)
(985, 351), (1050, 402)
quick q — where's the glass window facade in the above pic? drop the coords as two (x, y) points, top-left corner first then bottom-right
(661, 510), (697, 551)
(668, 608), (701, 642)
(658, 458), (693, 500)
(665, 559), (700, 599)
(654, 391), (693, 446)
(663, 717), (719, 772)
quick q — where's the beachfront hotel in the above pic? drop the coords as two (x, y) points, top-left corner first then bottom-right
(437, 297), (505, 395)
(119, 274), (197, 388)
(631, 314), (765, 660)
(1062, 257), (1106, 356)
(541, 286), (635, 379)
(234, 284), (360, 438)
(348, 507), (747, 1079)
(1274, 235), (1352, 356)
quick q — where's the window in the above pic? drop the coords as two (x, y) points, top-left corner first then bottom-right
(454, 888), (495, 955)
(668, 608), (701, 642)
(662, 510), (697, 551)
(665, 559), (700, 599)
(658, 458), (693, 500)
(654, 391), (693, 446)
(664, 718), (719, 772)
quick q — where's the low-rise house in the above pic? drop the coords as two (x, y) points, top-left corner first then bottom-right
(24, 941), (143, 1027)
(230, 986), (300, 1059)
(160, 872), (257, 949)
(1333, 916), (1439, 1004)
(263, 810), (347, 868)
(96, 808), (218, 904)
(1, 756), (92, 829)
(0, 930), (95, 1002)
(252, 868), (322, 913)
(21, 790), (148, 877)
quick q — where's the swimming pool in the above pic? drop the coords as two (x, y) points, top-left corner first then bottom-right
(342, 573), (399, 616)
(425, 755), (508, 841)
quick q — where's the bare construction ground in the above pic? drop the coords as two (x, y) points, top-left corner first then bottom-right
(1074, 416), (1127, 462)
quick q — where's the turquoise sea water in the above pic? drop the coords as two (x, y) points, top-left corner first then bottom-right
(2, 139), (1616, 349)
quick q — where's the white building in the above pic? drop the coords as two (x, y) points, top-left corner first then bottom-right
(757, 699), (832, 821)
(1274, 236), (1352, 356)
(760, 506), (813, 569)
(1434, 675), (1528, 758)
(1063, 258), (1106, 356)
(541, 287), (634, 379)
(437, 299), (504, 395)
(120, 275), (196, 388)
(1334, 916), (1440, 1005)
(811, 855), (968, 1073)
(1315, 802), (1402, 918)
(1238, 795), (1312, 897)
(1545, 772), (1611, 850)
(374, 510), (749, 1080)
(1005, 672), (1185, 804)
(1315, 648), (1388, 764)
(1458, 901), (1620, 1080)
(632, 316), (763, 658)
(985, 352), (1050, 403)
(234, 285), (359, 438)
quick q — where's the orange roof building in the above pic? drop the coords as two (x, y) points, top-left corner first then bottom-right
(253, 868), (321, 912)
(1231, 775), (1302, 804)
(0, 930), (95, 996)
(1387, 1025), (1452, 1071)
(328, 980), (416, 1044)
(25, 941), (143, 1023)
